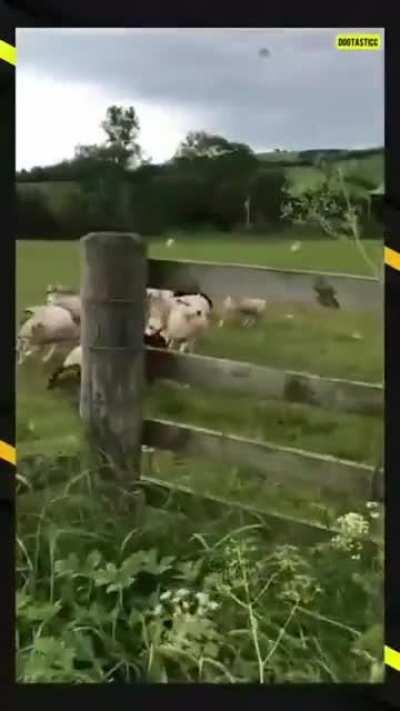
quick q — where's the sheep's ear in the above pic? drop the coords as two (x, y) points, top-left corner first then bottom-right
(199, 292), (213, 309)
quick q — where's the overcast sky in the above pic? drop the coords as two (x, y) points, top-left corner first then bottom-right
(16, 27), (384, 170)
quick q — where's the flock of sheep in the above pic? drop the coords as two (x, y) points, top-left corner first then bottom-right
(17, 283), (267, 390)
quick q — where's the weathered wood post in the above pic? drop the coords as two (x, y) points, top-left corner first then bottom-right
(80, 232), (147, 506)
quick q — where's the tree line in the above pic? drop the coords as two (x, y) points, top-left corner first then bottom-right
(16, 105), (383, 240)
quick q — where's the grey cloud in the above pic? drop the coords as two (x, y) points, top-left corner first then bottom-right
(17, 28), (384, 152)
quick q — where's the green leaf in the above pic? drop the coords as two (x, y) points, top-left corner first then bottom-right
(18, 599), (62, 623)
(93, 562), (119, 587)
(55, 553), (80, 577)
(64, 630), (96, 663)
(85, 549), (103, 571)
(121, 549), (175, 577)
(203, 641), (219, 658)
(127, 607), (142, 628)
(176, 558), (203, 583)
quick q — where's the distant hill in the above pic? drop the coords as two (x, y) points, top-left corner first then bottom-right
(257, 147), (383, 164)
(256, 147), (384, 196)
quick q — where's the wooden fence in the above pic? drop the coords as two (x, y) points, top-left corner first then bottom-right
(79, 232), (384, 537)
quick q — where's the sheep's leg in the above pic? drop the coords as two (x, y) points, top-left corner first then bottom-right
(17, 339), (36, 365)
(17, 349), (25, 366)
(16, 340), (24, 366)
(41, 343), (57, 363)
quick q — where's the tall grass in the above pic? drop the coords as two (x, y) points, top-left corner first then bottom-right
(17, 462), (384, 683)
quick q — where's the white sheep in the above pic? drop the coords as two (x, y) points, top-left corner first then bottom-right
(219, 296), (267, 328)
(48, 294), (81, 324)
(17, 304), (80, 365)
(46, 286), (81, 324)
(145, 292), (213, 353)
(164, 294), (212, 352)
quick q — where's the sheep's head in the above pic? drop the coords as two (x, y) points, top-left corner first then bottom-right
(46, 284), (77, 304)
(170, 301), (210, 336)
(145, 314), (165, 336)
(222, 295), (235, 312)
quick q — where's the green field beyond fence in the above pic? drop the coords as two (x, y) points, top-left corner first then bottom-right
(17, 235), (383, 521)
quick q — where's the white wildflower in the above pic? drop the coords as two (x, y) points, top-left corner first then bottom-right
(174, 588), (190, 599)
(331, 512), (370, 553)
(160, 590), (172, 601)
(336, 512), (370, 538)
(195, 592), (209, 606)
(208, 601), (219, 611)
(366, 501), (379, 510)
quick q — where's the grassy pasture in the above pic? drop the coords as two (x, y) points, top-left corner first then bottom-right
(17, 234), (383, 520)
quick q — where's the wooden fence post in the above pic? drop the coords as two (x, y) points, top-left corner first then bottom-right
(79, 232), (147, 498)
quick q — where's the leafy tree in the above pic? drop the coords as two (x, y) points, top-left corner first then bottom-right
(248, 169), (287, 226)
(281, 168), (380, 278)
(211, 179), (247, 230)
(175, 131), (255, 161)
(100, 105), (141, 168)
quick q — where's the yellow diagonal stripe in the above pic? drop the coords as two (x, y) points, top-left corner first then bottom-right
(385, 645), (400, 672)
(0, 440), (16, 465)
(385, 246), (400, 272)
(0, 40), (16, 66)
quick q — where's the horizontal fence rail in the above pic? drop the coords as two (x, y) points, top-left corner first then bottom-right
(146, 348), (383, 416)
(141, 475), (339, 546)
(143, 418), (384, 501)
(141, 476), (382, 548)
(148, 258), (382, 313)
(17, 450), (382, 548)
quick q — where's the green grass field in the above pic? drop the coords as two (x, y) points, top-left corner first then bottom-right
(17, 234), (383, 524)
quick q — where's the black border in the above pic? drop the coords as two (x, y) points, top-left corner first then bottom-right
(1, 4), (399, 707)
